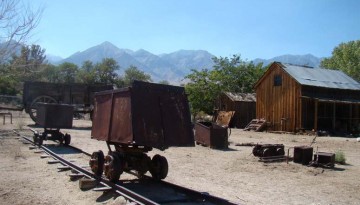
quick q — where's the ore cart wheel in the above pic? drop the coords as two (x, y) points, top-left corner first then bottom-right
(104, 153), (123, 182)
(262, 148), (271, 157)
(276, 147), (285, 156)
(29, 95), (57, 122)
(89, 150), (104, 176)
(150, 154), (168, 180)
(64, 134), (71, 145)
(37, 135), (43, 146)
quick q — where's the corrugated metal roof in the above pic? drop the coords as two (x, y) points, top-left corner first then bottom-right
(280, 63), (360, 90)
(224, 92), (256, 102)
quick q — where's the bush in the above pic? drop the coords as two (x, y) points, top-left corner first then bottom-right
(335, 150), (346, 165)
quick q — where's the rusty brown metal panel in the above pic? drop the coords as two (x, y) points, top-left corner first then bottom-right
(36, 103), (73, 129)
(194, 122), (211, 146)
(314, 152), (335, 167)
(91, 93), (113, 141)
(91, 81), (194, 150)
(109, 91), (133, 144)
(195, 122), (228, 149)
(293, 146), (313, 165)
(131, 81), (194, 150)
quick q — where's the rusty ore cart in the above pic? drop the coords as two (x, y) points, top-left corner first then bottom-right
(33, 103), (74, 146)
(89, 80), (194, 182)
(23, 81), (113, 122)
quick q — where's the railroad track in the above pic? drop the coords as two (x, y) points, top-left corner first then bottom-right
(14, 130), (238, 205)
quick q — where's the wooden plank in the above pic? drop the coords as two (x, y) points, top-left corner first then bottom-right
(314, 99), (318, 131)
(40, 154), (51, 158)
(57, 165), (71, 170)
(48, 160), (60, 164)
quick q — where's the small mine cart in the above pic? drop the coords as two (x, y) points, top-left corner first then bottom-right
(194, 111), (234, 149)
(89, 81), (194, 182)
(195, 122), (229, 149)
(33, 103), (73, 146)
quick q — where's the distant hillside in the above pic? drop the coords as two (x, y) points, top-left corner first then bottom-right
(253, 54), (323, 68)
(59, 41), (215, 83)
(48, 41), (325, 83)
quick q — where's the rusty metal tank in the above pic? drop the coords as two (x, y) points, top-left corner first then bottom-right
(91, 80), (194, 150)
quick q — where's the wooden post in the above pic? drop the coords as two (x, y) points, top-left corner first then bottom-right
(314, 99), (318, 131)
(349, 104), (352, 133)
(332, 102), (336, 131)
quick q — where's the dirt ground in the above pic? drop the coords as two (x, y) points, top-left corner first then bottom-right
(1, 111), (360, 205)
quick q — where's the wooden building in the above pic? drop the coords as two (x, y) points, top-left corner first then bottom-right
(217, 92), (256, 128)
(254, 62), (360, 134)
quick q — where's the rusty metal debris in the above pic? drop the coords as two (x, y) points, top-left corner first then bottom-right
(194, 110), (233, 149)
(90, 80), (194, 182)
(311, 152), (335, 168)
(252, 144), (285, 159)
(195, 121), (229, 149)
(293, 146), (313, 165)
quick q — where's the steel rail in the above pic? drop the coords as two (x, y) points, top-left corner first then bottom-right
(15, 130), (238, 205)
(17, 132), (159, 205)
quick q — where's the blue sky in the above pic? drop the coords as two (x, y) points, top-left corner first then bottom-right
(27, 0), (360, 60)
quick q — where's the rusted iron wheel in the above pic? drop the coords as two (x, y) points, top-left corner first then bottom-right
(104, 153), (123, 182)
(276, 147), (285, 156)
(89, 150), (104, 176)
(29, 95), (57, 122)
(150, 154), (168, 180)
(262, 148), (271, 157)
(64, 134), (71, 145)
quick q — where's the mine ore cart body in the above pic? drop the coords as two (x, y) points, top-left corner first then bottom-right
(195, 121), (229, 149)
(23, 81), (113, 122)
(33, 103), (74, 146)
(89, 80), (194, 182)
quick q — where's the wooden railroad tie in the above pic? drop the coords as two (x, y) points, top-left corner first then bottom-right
(79, 178), (99, 190)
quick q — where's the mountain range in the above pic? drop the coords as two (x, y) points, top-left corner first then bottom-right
(44, 41), (324, 83)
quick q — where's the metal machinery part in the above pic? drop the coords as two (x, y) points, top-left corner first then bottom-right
(90, 81), (194, 181)
(96, 144), (168, 182)
(29, 95), (57, 122)
(89, 150), (104, 176)
(252, 144), (285, 158)
(32, 129), (71, 146)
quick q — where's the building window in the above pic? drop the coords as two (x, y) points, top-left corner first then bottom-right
(274, 75), (282, 86)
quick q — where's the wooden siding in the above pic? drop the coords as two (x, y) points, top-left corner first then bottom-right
(255, 63), (301, 132)
(218, 94), (256, 128)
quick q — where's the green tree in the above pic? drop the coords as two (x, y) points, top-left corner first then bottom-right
(321, 40), (360, 81)
(77, 60), (96, 84)
(185, 69), (218, 115)
(57, 62), (78, 83)
(185, 55), (264, 116)
(40, 64), (61, 83)
(94, 58), (119, 84)
(0, 64), (17, 95)
(212, 55), (263, 93)
(122, 66), (152, 86)
(10, 44), (47, 82)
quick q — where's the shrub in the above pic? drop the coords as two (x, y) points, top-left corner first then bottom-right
(335, 150), (346, 165)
